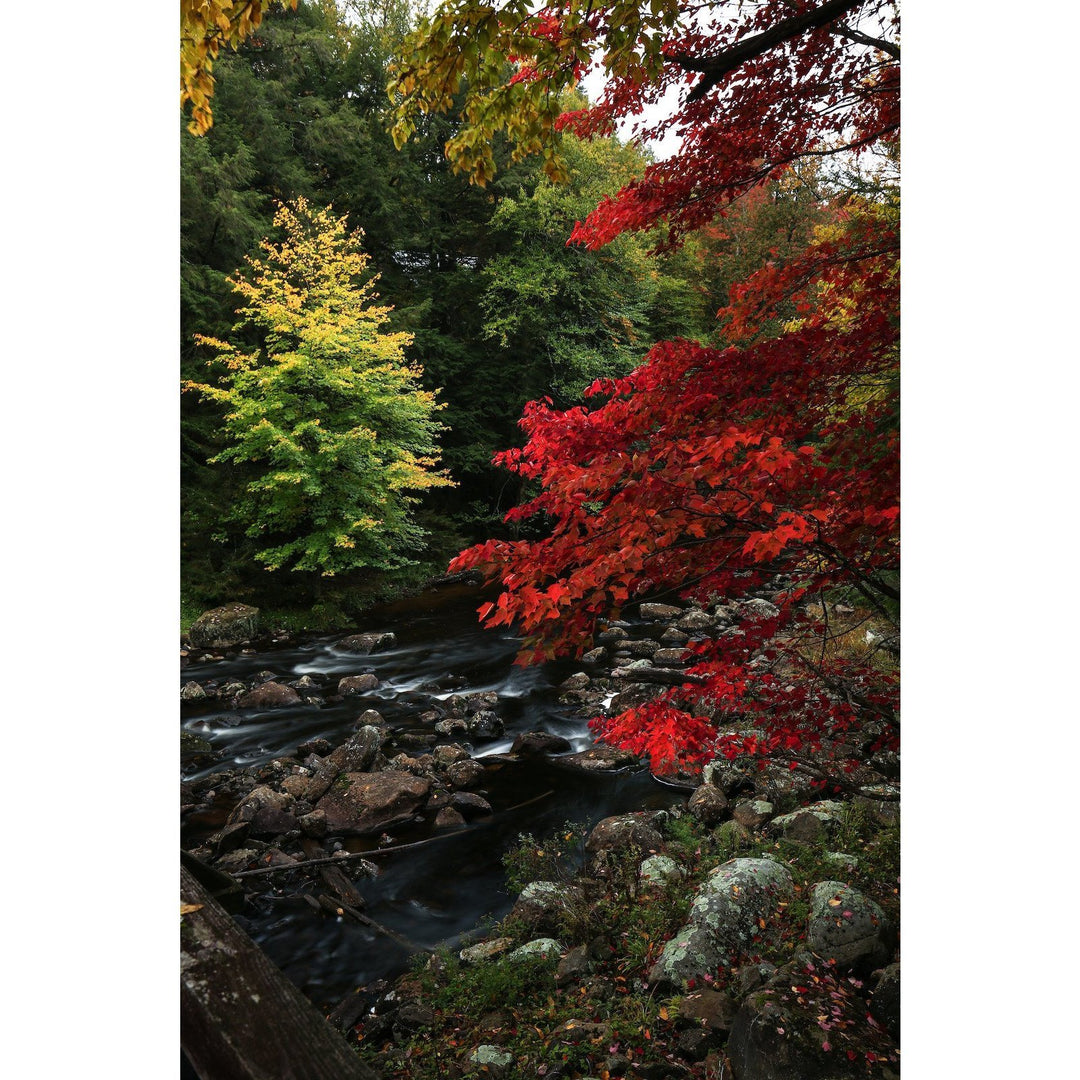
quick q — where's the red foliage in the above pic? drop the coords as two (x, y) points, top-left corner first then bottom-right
(448, 1), (900, 784)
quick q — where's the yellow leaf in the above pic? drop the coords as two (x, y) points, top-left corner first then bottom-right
(180, 903), (203, 915)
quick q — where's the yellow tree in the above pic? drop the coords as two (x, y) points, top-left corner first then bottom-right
(184, 199), (454, 575)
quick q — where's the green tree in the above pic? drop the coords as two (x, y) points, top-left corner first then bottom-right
(184, 198), (453, 576)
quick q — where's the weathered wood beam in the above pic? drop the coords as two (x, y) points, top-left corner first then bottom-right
(181, 865), (380, 1080)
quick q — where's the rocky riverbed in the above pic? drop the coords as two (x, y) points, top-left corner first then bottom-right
(181, 582), (900, 1078)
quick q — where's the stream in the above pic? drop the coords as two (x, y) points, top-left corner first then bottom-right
(180, 584), (686, 1013)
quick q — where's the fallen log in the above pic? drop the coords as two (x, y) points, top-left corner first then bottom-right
(181, 865), (379, 1080)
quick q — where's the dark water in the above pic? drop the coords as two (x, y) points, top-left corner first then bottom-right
(181, 585), (684, 1012)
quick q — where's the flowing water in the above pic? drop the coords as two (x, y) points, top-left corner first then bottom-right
(181, 584), (685, 1011)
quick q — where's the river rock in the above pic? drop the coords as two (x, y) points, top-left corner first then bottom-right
(315, 772), (432, 835)
(597, 626), (629, 643)
(432, 744), (469, 767)
(739, 598), (781, 622)
(324, 725), (384, 775)
(444, 759), (485, 789)
(557, 746), (641, 772)
(677, 609), (714, 631)
(510, 731), (573, 756)
(467, 710), (504, 739)
(639, 602), (683, 620)
(434, 807), (466, 830)
(649, 858), (795, 987)
(188, 603), (260, 648)
(461, 691), (499, 713)
(337, 632), (397, 654)
(806, 881), (893, 971)
(559, 672), (591, 692)
(236, 681), (301, 709)
(434, 716), (468, 738)
(450, 792), (493, 818)
(180, 681), (208, 702)
(226, 785), (297, 837)
(581, 647), (607, 663)
(653, 647), (689, 666)
(338, 674), (379, 695)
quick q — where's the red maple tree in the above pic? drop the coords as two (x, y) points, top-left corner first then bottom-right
(398, 1), (900, 789)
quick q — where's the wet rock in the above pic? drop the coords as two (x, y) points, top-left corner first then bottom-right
(676, 609), (714, 631)
(434, 807), (467, 830)
(337, 632), (397, 655)
(653, 648), (689, 666)
(323, 725), (385, 775)
(216, 680), (247, 701)
(236, 681), (301, 709)
(435, 716), (469, 738)
(461, 691), (499, 713)
(510, 731), (573, 756)
(188, 603), (260, 648)
(459, 937), (514, 965)
(225, 786), (296, 838)
(558, 746), (642, 772)
(660, 628), (691, 644)
(396, 732), (436, 750)
(738, 598), (781, 622)
(597, 626), (629, 644)
(581, 647), (607, 663)
(640, 602), (683, 620)
(315, 772), (433, 835)
(298, 809), (328, 838)
(585, 813), (664, 875)
(432, 744), (470, 767)
(559, 672), (591, 692)
(688, 784), (730, 827)
(467, 710), (504, 740)
(626, 639), (661, 658)
(450, 792), (493, 818)
(280, 775), (313, 800)
(806, 881), (894, 972)
(338, 673), (379, 695)
(297, 737), (333, 758)
(354, 708), (386, 728)
(649, 858), (795, 987)
(445, 759), (485, 789)
(180, 681), (208, 702)
(609, 684), (662, 712)
(215, 847), (263, 875)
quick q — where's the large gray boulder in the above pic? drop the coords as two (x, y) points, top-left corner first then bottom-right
(188, 603), (260, 648)
(336, 632), (397, 655)
(649, 858), (795, 987)
(806, 881), (894, 971)
(585, 812), (664, 875)
(315, 772), (432, 835)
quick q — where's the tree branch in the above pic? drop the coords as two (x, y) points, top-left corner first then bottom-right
(673, 0), (869, 104)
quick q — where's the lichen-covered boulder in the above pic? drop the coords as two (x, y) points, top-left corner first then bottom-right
(315, 771), (432, 835)
(188, 603), (260, 648)
(640, 854), (685, 887)
(649, 858), (794, 987)
(767, 800), (845, 842)
(468, 1045), (514, 1077)
(505, 938), (564, 963)
(806, 882), (894, 971)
